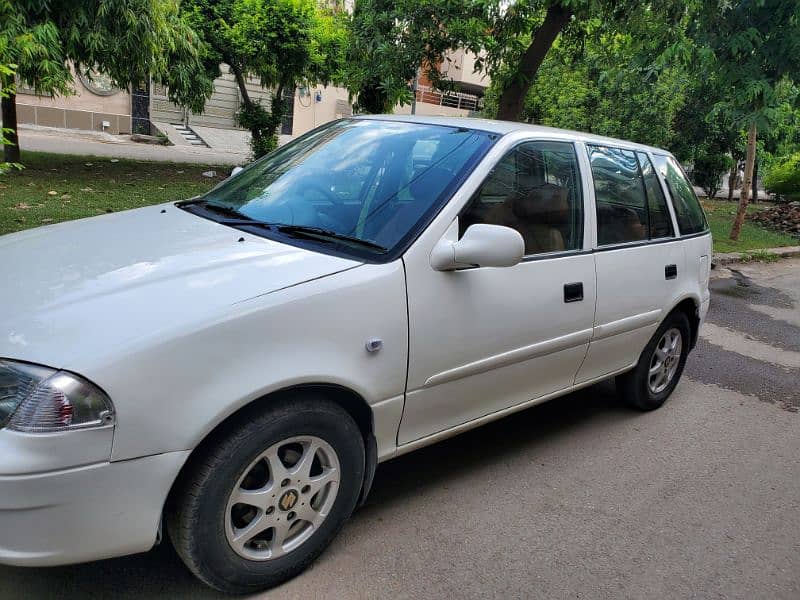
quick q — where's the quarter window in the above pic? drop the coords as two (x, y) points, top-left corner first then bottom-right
(637, 152), (674, 239)
(459, 141), (583, 255)
(652, 155), (708, 235)
(589, 146), (648, 245)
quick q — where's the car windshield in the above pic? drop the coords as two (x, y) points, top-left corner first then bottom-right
(188, 119), (494, 259)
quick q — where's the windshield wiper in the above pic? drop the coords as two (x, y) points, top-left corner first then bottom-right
(178, 198), (247, 220)
(218, 219), (275, 230)
(277, 225), (388, 253)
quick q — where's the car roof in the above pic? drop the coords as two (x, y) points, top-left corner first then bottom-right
(354, 114), (670, 156)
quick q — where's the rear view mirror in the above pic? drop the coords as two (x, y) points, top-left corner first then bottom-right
(431, 224), (524, 271)
(229, 166), (244, 178)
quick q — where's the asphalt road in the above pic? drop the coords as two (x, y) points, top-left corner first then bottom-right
(1, 260), (798, 600)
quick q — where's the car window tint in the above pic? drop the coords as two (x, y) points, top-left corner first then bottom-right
(637, 152), (674, 239)
(589, 145), (648, 245)
(652, 155), (708, 235)
(459, 141), (583, 255)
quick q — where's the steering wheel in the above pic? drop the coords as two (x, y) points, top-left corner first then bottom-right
(297, 181), (352, 230)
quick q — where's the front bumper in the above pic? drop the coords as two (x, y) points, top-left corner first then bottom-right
(0, 450), (189, 567)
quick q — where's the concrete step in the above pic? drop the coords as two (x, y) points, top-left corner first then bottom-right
(171, 124), (209, 148)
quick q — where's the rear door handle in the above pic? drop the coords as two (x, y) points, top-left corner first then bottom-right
(665, 264), (678, 280)
(564, 282), (583, 303)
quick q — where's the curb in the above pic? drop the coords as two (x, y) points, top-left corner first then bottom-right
(713, 245), (800, 267)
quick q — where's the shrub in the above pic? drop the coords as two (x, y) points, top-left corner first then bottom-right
(693, 150), (732, 199)
(763, 153), (800, 201)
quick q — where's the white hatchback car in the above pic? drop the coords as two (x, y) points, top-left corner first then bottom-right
(0, 116), (711, 593)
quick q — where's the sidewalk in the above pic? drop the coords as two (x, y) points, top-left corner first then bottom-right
(17, 124), (250, 165)
(714, 245), (800, 265)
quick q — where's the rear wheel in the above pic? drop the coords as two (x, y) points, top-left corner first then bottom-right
(617, 310), (691, 411)
(167, 397), (365, 594)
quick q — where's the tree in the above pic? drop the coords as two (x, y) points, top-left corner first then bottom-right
(345, 0), (486, 114)
(0, 61), (21, 173)
(483, 19), (689, 149)
(183, 0), (348, 157)
(0, 0), (211, 163)
(485, 0), (689, 121)
(695, 0), (800, 240)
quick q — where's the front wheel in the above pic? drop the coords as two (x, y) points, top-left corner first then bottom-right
(616, 310), (691, 411)
(167, 397), (365, 594)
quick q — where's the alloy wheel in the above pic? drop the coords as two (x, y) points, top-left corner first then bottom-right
(648, 327), (683, 394)
(224, 435), (340, 561)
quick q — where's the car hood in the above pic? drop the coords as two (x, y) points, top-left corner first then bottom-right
(0, 204), (360, 367)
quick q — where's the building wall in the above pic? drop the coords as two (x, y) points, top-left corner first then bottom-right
(394, 102), (473, 119)
(439, 49), (490, 91)
(150, 65), (274, 130)
(16, 66), (132, 134)
(291, 85), (353, 137)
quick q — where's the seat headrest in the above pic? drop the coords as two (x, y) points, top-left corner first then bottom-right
(512, 183), (569, 224)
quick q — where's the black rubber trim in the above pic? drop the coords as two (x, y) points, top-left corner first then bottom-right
(358, 432), (378, 507)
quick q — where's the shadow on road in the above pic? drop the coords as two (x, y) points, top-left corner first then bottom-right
(0, 381), (635, 599)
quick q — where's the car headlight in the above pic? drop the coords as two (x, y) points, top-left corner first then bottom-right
(0, 359), (115, 433)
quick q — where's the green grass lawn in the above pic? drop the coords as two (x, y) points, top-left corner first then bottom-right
(0, 152), (227, 235)
(701, 199), (798, 254)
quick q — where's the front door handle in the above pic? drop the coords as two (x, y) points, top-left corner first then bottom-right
(564, 282), (583, 303)
(665, 264), (678, 280)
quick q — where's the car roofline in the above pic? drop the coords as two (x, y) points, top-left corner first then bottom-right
(351, 114), (671, 156)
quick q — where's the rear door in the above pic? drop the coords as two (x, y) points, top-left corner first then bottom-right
(576, 145), (684, 383)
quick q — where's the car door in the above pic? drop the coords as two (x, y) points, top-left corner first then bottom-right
(575, 145), (684, 383)
(398, 138), (597, 445)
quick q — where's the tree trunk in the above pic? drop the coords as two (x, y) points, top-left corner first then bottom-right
(230, 64), (262, 146)
(727, 161), (737, 202)
(1, 85), (20, 164)
(730, 122), (757, 241)
(231, 65), (253, 108)
(495, 3), (572, 121)
(751, 155), (758, 203)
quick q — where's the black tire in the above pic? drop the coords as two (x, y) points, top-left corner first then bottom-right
(167, 396), (365, 594)
(616, 310), (692, 411)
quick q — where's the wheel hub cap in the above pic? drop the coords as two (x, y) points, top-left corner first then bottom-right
(648, 327), (683, 394)
(224, 435), (340, 561)
(278, 489), (299, 511)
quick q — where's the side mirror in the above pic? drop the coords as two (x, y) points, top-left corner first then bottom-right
(431, 224), (524, 271)
(230, 166), (244, 178)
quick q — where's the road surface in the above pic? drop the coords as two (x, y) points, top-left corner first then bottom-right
(1, 260), (798, 599)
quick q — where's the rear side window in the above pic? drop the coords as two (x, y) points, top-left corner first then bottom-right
(589, 146), (647, 245)
(652, 155), (708, 235)
(637, 152), (674, 239)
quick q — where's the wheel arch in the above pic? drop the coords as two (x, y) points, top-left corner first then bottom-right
(666, 295), (701, 350)
(164, 383), (378, 531)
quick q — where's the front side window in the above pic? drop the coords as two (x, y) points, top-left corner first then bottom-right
(182, 119), (494, 259)
(652, 154), (708, 235)
(589, 145), (648, 245)
(459, 141), (583, 255)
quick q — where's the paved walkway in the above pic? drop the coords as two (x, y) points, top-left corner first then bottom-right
(17, 125), (250, 166)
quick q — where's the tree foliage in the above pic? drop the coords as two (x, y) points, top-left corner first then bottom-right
(763, 153), (800, 201)
(692, 0), (800, 239)
(0, 0), (211, 161)
(483, 20), (688, 150)
(184, 0), (348, 157)
(0, 61), (21, 173)
(346, 0), (486, 114)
